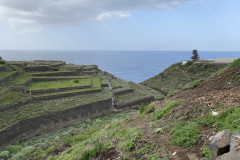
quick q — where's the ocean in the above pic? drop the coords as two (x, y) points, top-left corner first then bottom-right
(0, 50), (239, 83)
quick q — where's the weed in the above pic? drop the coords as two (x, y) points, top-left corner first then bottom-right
(79, 142), (104, 160)
(74, 80), (79, 83)
(150, 100), (182, 121)
(203, 147), (213, 158)
(6, 145), (23, 154)
(188, 79), (204, 89)
(229, 58), (240, 69)
(0, 151), (10, 160)
(170, 121), (199, 148)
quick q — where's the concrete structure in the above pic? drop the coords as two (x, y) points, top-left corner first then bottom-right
(214, 58), (237, 64)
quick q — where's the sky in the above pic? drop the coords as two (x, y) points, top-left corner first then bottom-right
(0, 0), (239, 51)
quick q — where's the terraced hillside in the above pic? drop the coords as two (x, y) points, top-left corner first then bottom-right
(0, 59), (240, 160)
(141, 62), (227, 94)
(0, 60), (162, 151)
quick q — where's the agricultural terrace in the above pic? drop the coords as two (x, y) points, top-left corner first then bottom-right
(0, 71), (16, 80)
(27, 79), (92, 91)
(0, 87), (110, 131)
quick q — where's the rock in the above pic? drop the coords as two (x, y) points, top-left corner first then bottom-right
(209, 130), (231, 157)
(172, 152), (177, 156)
(187, 153), (199, 160)
(220, 150), (240, 160)
(230, 132), (240, 151)
(218, 132), (240, 160)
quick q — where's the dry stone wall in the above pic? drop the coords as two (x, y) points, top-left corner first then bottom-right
(0, 98), (112, 150)
(116, 96), (154, 109)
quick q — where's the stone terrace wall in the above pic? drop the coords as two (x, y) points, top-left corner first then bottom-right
(0, 65), (6, 72)
(114, 89), (134, 96)
(27, 85), (91, 95)
(31, 71), (79, 77)
(116, 96), (154, 109)
(32, 77), (88, 82)
(0, 99), (33, 113)
(33, 89), (102, 101)
(0, 98), (112, 150)
(0, 72), (19, 86)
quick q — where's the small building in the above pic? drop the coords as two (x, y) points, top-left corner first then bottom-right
(182, 60), (189, 65)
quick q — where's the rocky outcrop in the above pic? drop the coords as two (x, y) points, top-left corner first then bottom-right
(209, 130), (231, 157)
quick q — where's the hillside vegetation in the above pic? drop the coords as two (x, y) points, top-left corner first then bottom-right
(140, 62), (227, 94)
(1, 59), (240, 160)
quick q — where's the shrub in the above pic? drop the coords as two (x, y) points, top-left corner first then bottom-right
(203, 147), (213, 158)
(74, 80), (79, 83)
(229, 58), (240, 69)
(188, 79), (204, 89)
(80, 142), (104, 160)
(9, 146), (34, 160)
(0, 60), (5, 64)
(170, 121), (199, 147)
(164, 93), (172, 100)
(0, 151), (10, 160)
(52, 67), (59, 71)
(139, 103), (146, 114)
(6, 145), (23, 154)
(185, 61), (194, 66)
(215, 107), (240, 132)
(150, 100), (182, 121)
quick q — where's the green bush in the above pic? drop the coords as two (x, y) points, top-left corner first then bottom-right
(0, 60), (5, 64)
(74, 80), (79, 83)
(188, 79), (204, 89)
(215, 107), (240, 132)
(0, 151), (10, 160)
(229, 58), (240, 69)
(170, 121), (199, 147)
(52, 67), (59, 71)
(150, 100), (181, 121)
(9, 146), (34, 160)
(6, 145), (23, 154)
(139, 103), (146, 114)
(203, 147), (213, 158)
(80, 142), (103, 160)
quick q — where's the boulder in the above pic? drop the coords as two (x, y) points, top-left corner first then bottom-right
(209, 130), (231, 157)
(220, 132), (240, 160)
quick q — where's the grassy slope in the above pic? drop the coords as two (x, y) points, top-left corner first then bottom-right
(0, 87), (110, 131)
(2, 62), (240, 160)
(140, 62), (226, 94)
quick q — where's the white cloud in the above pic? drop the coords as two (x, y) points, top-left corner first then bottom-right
(97, 12), (130, 21)
(17, 27), (43, 34)
(0, 0), (194, 27)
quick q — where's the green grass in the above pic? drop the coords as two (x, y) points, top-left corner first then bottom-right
(188, 79), (204, 89)
(170, 121), (199, 148)
(0, 71), (16, 80)
(0, 88), (31, 106)
(0, 87), (110, 131)
(141, 62), (226, 93)
(27, 79), (92, 90)
(193, 107), (240, 133)
(11, 74), (32, 85)
(229, 58), (240, 69)
(202, 147), (213, 159)
(150, 100), (182, 121)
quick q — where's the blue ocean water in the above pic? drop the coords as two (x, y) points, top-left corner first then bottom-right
(0, 50), (239, 83)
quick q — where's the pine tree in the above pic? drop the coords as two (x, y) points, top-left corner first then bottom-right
(191, 50), (199, 61)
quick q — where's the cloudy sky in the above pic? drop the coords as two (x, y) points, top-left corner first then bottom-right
(0, 0), (239, 51)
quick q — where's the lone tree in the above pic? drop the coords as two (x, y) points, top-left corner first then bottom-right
(191, 50), (199, 61)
